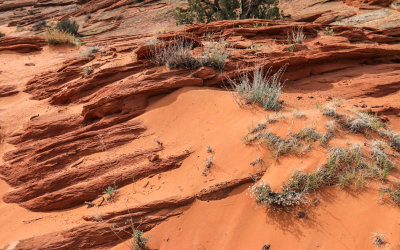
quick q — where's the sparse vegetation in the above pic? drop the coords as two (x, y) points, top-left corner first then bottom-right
(83, 66), (93, 77)
(203, 154), (214, 176)
(372, 233), (385, 247)
(0, 32), (4, 37)
(249, 180), (303, 208)
(81, 46), (99, 58)
(287, 26), (306, 44)
(199, 39), (229, 70)
(248, 123), (266, 134)
(132, 229), (149, 250)
(44, 29), (75, 45)
(347, 111), (383, 133)
(292, 109), (306, 118)
(370, 140), (394, 180)
(379, 129), (400, 153)
(206, 145), (212, 153)
(229, 65), (286, 111)
(56, 18), (79, 35)
(32, 20), (47, 31)
(246, 100), (399, 209)
(250, 157), (262, 166)
(380, 182), (400, 205)
(174, 0), (283, 25)
(103, 186), (118, 200)
(325, 27), (334, 35)
(150, 38), (200, 70)
(320, 120), (336, 146)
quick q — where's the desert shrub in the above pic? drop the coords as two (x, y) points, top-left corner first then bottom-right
(261, 132), (307, 158)
(347, 111), (383, 133)
(151, 38), (200, 70)
(0, 32), (4, 38)
(371, 233), (385, 247)
(379, 129), (400, 153)
(83, 66), (93, 77)
(56, 18), (79, 35)
(174, 0), (283, 24)
(292, 109), (306, 118)
(250, 181), (303, 207)
(287, 169), (328, 193)
(250, 157), (262, 166)
(381, 183), (400, 205)
(229, 65), (286, 110)
(166, 46), (201, 70)
(81, 46), (99, 58)
(32, 20), (47, 31)
(199, 39), (229, 70)
(325, 27), (334, 35)
(44, 30), (75, 45)
(295, 127), (321, 142)
(326, 144), (365, 174)
(320, 121), (336, 146)
(132, 230), (149, 250)
(370, 140), (394, 180)
(338, 169), (356, 188)
(202, 154), (214, 176)
(103, 186), (118, 200)
(316, 99), (342, 117)
(287, 26), (306, 44)
(248, 123), (266, 134)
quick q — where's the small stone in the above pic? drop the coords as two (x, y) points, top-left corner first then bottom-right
(148, 154), (159, 162)
(313, 198), (320, 206)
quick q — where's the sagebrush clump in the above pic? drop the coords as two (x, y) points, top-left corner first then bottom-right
(56, 18), (79, 35)
(249, 180), (303, 207)
(150, 38), (200, 70)
(199, 39), (229, 70)
(229, 65), (286, 111)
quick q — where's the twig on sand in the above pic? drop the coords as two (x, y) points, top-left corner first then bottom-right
(23, 217), (43, 224)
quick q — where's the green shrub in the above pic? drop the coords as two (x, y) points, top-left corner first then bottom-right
(56, 18), (79, 35)
(132, 230), (148, 250)
(0, 32), (5, 38)
(103, 186), (118, 200)
(174, 0), (283, 24)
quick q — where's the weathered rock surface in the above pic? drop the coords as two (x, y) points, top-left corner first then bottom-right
(0, 36), (45, 53)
